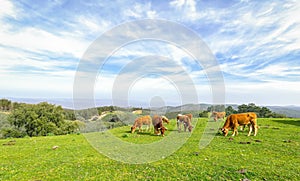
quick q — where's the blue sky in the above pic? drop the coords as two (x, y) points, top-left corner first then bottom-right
(1, 0), (300, 106)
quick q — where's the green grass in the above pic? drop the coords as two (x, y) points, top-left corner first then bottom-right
(0, 118), (300, 180)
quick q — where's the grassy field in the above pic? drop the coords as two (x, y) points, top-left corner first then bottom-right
(0, 118), (299, 180)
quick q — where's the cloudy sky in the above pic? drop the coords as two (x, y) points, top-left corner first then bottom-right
(1, 0), (300, 107)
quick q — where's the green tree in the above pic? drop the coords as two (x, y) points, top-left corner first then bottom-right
(0, 99), (12, 111)
(8, 102), (65, 137)
(63, 109), (76, 120)
(260, 107), (272, 117)
(199, 111), (209, 118)
(270, 112), (287, 118)
(207, 105), (225, 112)
(225, 106), (237, 115)
(238, 103), (261, 115)
(237, 104), (248, 113)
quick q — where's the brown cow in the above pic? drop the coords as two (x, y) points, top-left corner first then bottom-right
(177, 114), (193, 132)
(184, 113), (193, 122)
(131, 115), (152, 133)
(221, 112), (258, 136)
(211, 111), (226, 121)
(152, 115), (169, 136)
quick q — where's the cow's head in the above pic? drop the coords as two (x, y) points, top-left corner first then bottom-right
(158, 126), (168, 136)
(131, 126), (136, 133)
(161, 116), (169, 124)
(221, 128), (229, 136)
(188, 125), (193, 132)
(211, 111), (217, 117)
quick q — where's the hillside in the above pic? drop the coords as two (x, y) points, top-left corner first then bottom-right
(268, 106), (300, 118)
(1, 118), (299, 180)
(4, 97), (300, 118)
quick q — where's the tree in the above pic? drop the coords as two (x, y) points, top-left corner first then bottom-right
(199, 111), (209, 118)
(0, 99), (12, 111)
(236, 103), (285, 118)
(63, 109), (76, 120)
(225, 106), (237, 115)
(260, 107), (272, 117)
(238, 103), (261, 116)
(7, 102), (71, 137)
(237, 104), (249, 113)
(207, 105), (225, 112)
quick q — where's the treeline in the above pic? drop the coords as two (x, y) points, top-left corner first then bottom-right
(0, 99), (144, 138)
(199, 103), (286, 118)
(0, 99), (84, 138)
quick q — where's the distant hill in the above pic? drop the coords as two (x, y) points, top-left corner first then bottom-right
(267, 106), (300, 118)
(162, 104), (300, 118)
(4, 98), (300, 118)
(163, 103), (211, 112)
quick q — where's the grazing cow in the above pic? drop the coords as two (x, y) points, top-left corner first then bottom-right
(221, 112), (258, 136)
(184, 113), (193, 122)
(152, 115), (169, 136)
(131, 115), (152, 133)
(211, 111), (226, 121)
(177, 114), (193, 132)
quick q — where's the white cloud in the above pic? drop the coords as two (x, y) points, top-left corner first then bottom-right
(169, 0), (200, 21)
(123, 2), (157, 19)
(170, 0), (186, 9)
(0, 26), (89, 58)
(0, 0), (17, 19)
(146, 10), (157, 19)
(69, 16), (113, 39)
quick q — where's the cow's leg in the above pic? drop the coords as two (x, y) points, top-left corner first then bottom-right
(253, 124), (258, 136)
(233, 129), (238, 136)
(224, 129), (229, 136)
(247, 124), (253, 136)
(177, 121), (181, 132)
(232, 129), (236, 136)
(240, 125), (244, 131)
(232, 124), (238, 136)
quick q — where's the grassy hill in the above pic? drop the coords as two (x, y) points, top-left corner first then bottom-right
(1, 118), (300, 180)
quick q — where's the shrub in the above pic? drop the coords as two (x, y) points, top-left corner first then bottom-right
(1, 127), (26, 138)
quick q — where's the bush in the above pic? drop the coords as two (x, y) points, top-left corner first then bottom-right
(1, 128), (26, 138)
(6, 102), (84, 137)
(199, 111), (209, 118)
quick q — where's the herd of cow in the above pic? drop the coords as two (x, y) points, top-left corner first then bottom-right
(130, 114), (193, 136)
(130, 112), (258, 137)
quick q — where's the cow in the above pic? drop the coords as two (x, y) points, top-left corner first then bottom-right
(211, 111), (226, 121)
(152, 115), (169, 136)
(131, 115), (152, 133)
(184, 113), (193, 122)
(177, 114), (193, 132)
(221, 112), (258, 136)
